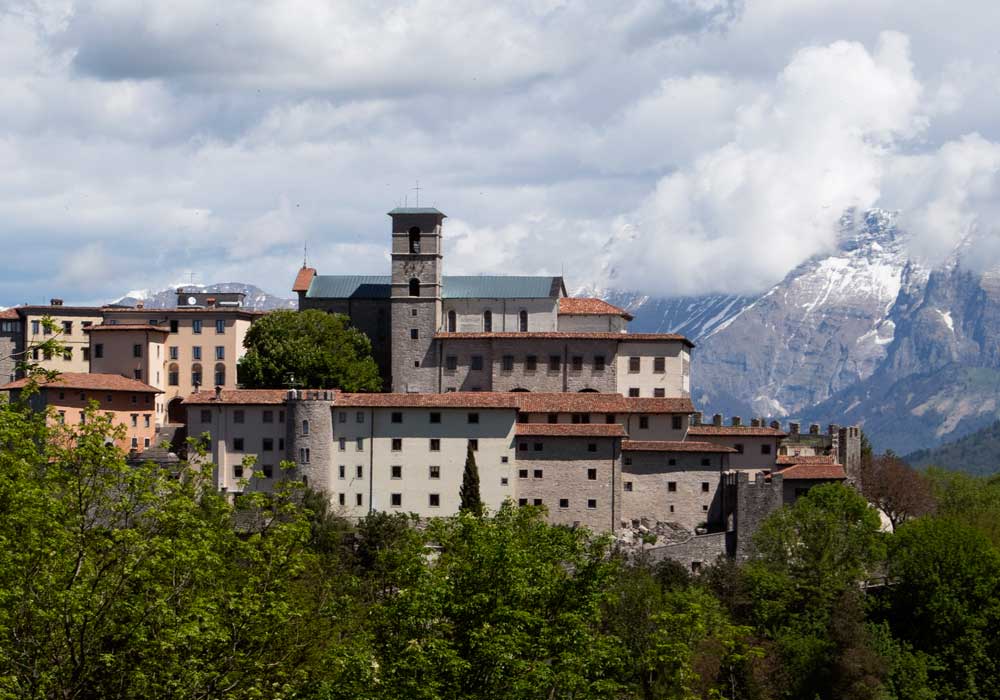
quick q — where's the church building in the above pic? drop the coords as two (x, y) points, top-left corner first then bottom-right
(293, 207), (692, 397)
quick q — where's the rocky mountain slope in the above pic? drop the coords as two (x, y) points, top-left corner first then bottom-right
(113, 283), (295, 311)
(609, 209), (1000, 453)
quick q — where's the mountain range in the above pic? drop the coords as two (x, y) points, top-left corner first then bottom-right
(109, 213), (1000, 455)
(113, 283), (296, 311)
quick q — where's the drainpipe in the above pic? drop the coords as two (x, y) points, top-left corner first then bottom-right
(368, 407), (375, 514)
(611, 437), (618, 532)
(562, 343), (568, 392)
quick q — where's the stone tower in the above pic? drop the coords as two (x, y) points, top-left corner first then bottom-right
(286, 389), (335, 493)
(389, 208), (445, 392)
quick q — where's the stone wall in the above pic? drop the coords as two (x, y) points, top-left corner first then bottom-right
(0, 320), (21, 384)
(514, 436), (621, 531)
(733, 471), (784, 560)
(287, 391), (336, 495)
(643, 532), (729, 571)
(391, 297), (441, 393)
(621, 451), (725, 531)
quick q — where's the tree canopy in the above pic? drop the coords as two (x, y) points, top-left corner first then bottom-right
(237, 309), (382, 391)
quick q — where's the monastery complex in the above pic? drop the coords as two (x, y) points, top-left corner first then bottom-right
(1, 207), (859, 563)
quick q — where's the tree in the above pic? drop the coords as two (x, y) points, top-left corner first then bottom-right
(881, 517), (1000, 700)
(459, 445), (483, 516)
(237, 309), (381, 391)
(859, 451), (935, 529)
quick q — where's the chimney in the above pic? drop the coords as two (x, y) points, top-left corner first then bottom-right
(809, 423), (820, 435)
(828, 423), (840, 436)
(50, 298), (63, 306)
(770, 420), (781, 430)
(693, 411), (702, 426)
(712, 413), (723, 427)
(789, 422), (800, 435)
(214, 385), (222, 400)
(176, 287), (185, 294)
(136, 301), (144, 309)
(206, 297), (216, 307)
(751, 418), (761, 427)
(731, 416), (742, 427)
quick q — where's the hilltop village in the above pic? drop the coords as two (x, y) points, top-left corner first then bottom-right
(1, 207), (860, 565)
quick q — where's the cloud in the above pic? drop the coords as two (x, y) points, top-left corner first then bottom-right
(2, 1), (1000, 305)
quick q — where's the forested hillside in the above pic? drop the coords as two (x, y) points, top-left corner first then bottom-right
(907, 420), (1000, 475)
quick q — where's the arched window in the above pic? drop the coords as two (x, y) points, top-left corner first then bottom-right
(483, 310), (492, 332)
(191, 363), (203, 388)
(519, 310), (528, 332)
(214, 363), (225, 387)
(302, 419), (310, 435)
(447, 310), (456, 332)
(409, 226), (421, 253)
(409, 278), (420, 297)
(167, 362), (179, 387)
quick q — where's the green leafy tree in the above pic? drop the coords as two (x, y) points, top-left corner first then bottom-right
(238, 309), (381, 391)
(880, 517), (1000, 700)
(459, 445), (483, 516)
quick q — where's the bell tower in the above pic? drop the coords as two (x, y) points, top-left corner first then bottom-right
(389, 207), (445, 392)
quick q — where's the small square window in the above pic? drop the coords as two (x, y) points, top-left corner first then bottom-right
(587, 443), (597, 453)
(414, 360), (420, 368)
(518, 469), (528, 479)
(624, 481), (633, 492)
(200, 409), (211, 422)
(233, 438), (244, 451)
(234, 464), (243, 478)
(339, 465), (345, 479)
(672, 415), (683, 430)
(587, 468), (597, 480)
(339, 437), (346, 451)
(338, 411), (347, 423)
(668, 481), (677, 492)
(533, 498), (543, 506)
(391, 465), (402, 479)
(629, 388), (640, 397)
(470, 355), (484, 371)
(639, 416), (649, 429)
(411, 308), (418, 317)
(501, 477), (509, 485)
(518, 498), (528, 506)
(525, 355), (537, 371)
(410, 328), (419, 340)
(467, 412), (479, 424)
(356, 411), (365, 423)
(629, 356), (641, 373)
(356, 493), (363, 506)
(559, 498), (569, 509)
(702, 504), (709, 512)
(606, 413), (616, 424)
(653, 357), (665, 373)
(519, 442), (528, 451)
(533, 442), (543, 452)
(429, 465), (440, 479)
(356, 465), (363, 478)
(587, 499), (597, 509)
(669, 504), (675, 513)
(502, 355), (514, 371)
(428, 438), (441, 452)
(263, 410), (274, 423)
(392, 438), (403, 451)
(761, 444), (772, 455)
(533, 469), (543, 479)
(429, 493), (440, 507)
(391, 493), (402, 507)
(233, 410), (245, 424)
(501, 456), (509, 464)
(594, 355), (606, 371)
(735, 443), (744, 454)
(548, 355), (561, 372)
(701, 458), (711, 467)
(429, 412), (441, 423)
(571, 356), (583, 371)
(262, 464), (273, 478)
(654, 388), (666, 398)
(338, 493), (345, 506)
(445, 356), (458, 371)
(701, 481), (710, 492)
(262, 438), (273, 451)
(547, 413), (558, 424)
(391, 411), (403, 423)
(668, 458), (677, 466)
(468, 439), (478, 451)
(624, 456), (632, 465)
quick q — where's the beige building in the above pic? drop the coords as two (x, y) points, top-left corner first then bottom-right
(100, 306), (259, 421)
(87, 324), (169, 421)
(15, 302), (104, 374)
(1, 372), (161, 452)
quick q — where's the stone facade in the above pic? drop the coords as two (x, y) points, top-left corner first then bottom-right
(0, 311), (22, 384)
(731, 471), (784, 560)
(621, 449), (729, 532)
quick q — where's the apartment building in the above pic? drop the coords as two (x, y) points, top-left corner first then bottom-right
(15, 301), (104, 374)
(0, 309), (22, 384)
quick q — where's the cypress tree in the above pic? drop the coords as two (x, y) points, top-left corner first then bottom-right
(459, 445), (483, 516)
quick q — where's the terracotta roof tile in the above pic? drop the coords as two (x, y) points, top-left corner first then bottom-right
(775, 454), (836, 466)
(515, 423), (627, 437)
(623, 440), (738, 453)
(0, 308), (19, 319)
(1, 372), (161, 393)
(337, 392), (520, 408)
(436, 331), (693, 347)
(292, 266), (317, 293)
(775, 463), (847, 480)
(687, 425), (788, 437)
(184, 389), (289, 405)
(558, 297), (633, 320)
(103, 308), (264, 316)
(86, 324), (169, 333)
(15, 306), (105, 314)
(516, 393), (694, 414)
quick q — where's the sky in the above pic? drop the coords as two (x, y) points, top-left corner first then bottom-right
(2, 0), (1000, 306)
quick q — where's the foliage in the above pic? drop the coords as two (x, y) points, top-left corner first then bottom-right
(237, 309), (382, 391)
(859, 450), (936, 529)
(458, 446), (483, 516)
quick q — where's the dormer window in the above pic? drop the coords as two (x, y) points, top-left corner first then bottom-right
(408, 226), (420, 253)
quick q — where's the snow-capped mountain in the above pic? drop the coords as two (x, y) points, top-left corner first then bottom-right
(600, 208), (1000, 453)
(112, 283), (295, 311)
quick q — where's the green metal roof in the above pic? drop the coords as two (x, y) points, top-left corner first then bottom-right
(307, 275), (391, 299)
(387, 207), (446, 216)
(306, 274), (565, 300)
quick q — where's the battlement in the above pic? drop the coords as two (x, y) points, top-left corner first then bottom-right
(285, 389), (336, 402)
